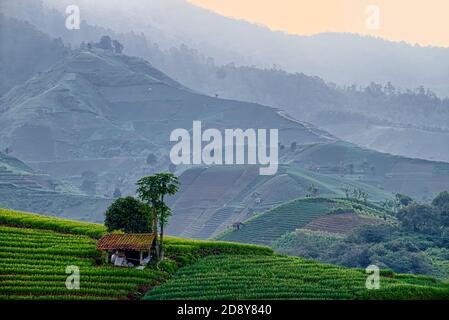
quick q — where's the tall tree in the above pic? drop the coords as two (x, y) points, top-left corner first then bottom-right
(136, 173), (179, 261)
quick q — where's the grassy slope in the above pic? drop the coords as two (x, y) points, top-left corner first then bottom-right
(0, 208), (270, 300)
(167, 163), (394, 240)
(145, 254), (449, 300)
(217, 197), (389, 246)
(1, 208), (448, 300)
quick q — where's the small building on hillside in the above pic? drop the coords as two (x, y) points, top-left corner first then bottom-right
(96, 233), (155, 267)
(232, 222), (244, 231)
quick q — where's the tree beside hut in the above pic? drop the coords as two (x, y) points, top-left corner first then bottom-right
(96, 233), (156, 267)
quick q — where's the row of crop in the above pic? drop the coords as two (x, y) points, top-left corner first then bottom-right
(0, 232), (96, 243)
(0, 257), (94, 268)
(0, 265), (166, 278)
(0, 240), (96, 250)
(147, 290), (355, 300)
(1, 280), (140, 291)
(0, 274), (155, 285)
(164, 237), (273, 256)
(0, 209), (106, 238)
(0, 294), (118, 300)
(146, 281), (366, 294)
(0, 251), (94, 263)
(0, 236), (95, 247)
(0, 246), (99, 257)
(145, 255), (449, 300)
(0, 286), (130, 297)
(0, 223), (171, 300)
(218, 199), (333, 244)
(0, 225), (96, 240)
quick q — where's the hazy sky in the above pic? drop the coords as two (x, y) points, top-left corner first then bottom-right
(189, 0), (449, 47)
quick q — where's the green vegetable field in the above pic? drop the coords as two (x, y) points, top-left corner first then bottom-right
(145, 255), (449, 300)
(1, 208), (449, 300)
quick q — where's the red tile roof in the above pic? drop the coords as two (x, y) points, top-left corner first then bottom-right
(96, 233), (155, 250)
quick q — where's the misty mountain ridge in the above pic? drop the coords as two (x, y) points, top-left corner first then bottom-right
(0, 34), (333, 201)
(0, 31), (448, 226)
(2, 1), (449, 163)
(34, 0), (449, 97)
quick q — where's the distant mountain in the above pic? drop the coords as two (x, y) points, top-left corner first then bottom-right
(3, 1), (449, 163)
(0, 14), (68, 96)
(0, 44), (331, 199)
(0, 152), (111, 221)
(1, 15), (449, 225)
(33, 0), (449, 97)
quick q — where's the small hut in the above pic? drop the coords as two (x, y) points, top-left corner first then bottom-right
(96, 233), (155, 267)
(232, 222), (244, 231)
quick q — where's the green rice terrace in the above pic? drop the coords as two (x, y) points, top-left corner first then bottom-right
(217, 197), (390, 246)
(0, 208), (448, 300)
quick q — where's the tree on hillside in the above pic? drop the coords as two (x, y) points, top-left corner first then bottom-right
(136, 173), (179, 261)
(307, 184), (319, 198)
(397, 203), (440, 234)
(432, 191), (449, 227)
(104, 197), (151, 233)
(431, 191), (449, 209)
(97, 35), (113, 51)
(396, 194), (414, 208)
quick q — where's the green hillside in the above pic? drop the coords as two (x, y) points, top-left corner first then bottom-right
(0, 208), (270, 300)
(145, 254), (449, 300)
(167, 164), (393, 240)
(291, 141), (449, 200)
(217, 197), (388, 246)
(1, 208), (448, 300)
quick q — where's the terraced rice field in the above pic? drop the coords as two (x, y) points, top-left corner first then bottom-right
(218, 198), (336, 245)
(145, 255), (449, 300)
(303, 212), (384, 234)
(0, 225), (167, 300)
(0, 208), (272, 300)
(1, 208), (449, 300)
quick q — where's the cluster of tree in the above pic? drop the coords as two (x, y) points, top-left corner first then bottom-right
(274, 224), (435, 275)
(342, 187), (369, 203)
(80, 36), (124, 54)
(306, 184), (319, 198)
(104, 172), (179, 262)
(397, 191), (449, 235)
(274, 191), (449, 276)
(141, 41), (449, 131)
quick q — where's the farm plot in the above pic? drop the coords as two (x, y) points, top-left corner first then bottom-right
(0, 208), (273, 300)
(145, 255), (449, 300)
(303, 212), (384, 234)
(0, 225), (167, 300)
(218, 198), (336, 245)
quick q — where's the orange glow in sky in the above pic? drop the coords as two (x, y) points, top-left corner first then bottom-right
(188, 0), (449, 47)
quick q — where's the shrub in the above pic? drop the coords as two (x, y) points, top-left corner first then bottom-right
(104, 197), (152, 233)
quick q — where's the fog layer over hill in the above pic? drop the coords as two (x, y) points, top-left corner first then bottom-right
(2, 0), (449, 163)
(38, 0), (449, 97)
